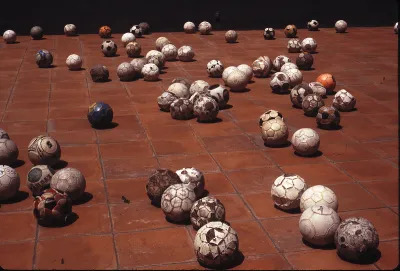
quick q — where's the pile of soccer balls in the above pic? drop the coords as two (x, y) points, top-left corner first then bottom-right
(271, 174), (379, 262)
(145, 168), (240, 268)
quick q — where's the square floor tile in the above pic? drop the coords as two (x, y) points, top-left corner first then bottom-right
(0, 212), (36, 242)
(0, 241), (34, 270)
(361, 181), (398, 206)
(337, 159), (398, 182)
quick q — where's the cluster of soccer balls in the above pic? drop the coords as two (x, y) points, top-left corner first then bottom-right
(271, 174), (379, 262)
(145, 168), (240, 268)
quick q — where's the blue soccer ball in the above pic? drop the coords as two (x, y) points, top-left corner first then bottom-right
(87, 102), (113, 127)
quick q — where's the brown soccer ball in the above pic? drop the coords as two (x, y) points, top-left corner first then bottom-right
(284, 25), (297, 38)
(316, 73), (336, 94)
(90, 64), (109, 82)
(170, 98), (194, 120)
(316, 106), (341, 129)
(296, 52), (314, 70)
(146, 169), (181, 205)
(302, 94), (325, 117)
(98, 26), (112, 38)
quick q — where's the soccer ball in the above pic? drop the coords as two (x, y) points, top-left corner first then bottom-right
(394, 22), (399, 34)
(272, 55), (292, 72)
(50, 167), (86, 201)
(285, 68), (303, 87)
(263, 28), (275, 39)
(176, 167), (205, 198)
(190, 196), (226, 230)
(309, 82), (327, 97)
(207, 60), (224, 78)
(208, 84), (229, 108)
(146, 168), (181, 205)
(155, 37), (171, 51)
(333, 89), (356, 112)
(194, 221), (239, 268)
(296, 52), (314, 70)
(121, 32), (136, 46)
(28, 135), (61, 166)
(222, 66), (239, 83)
(142, 63), (160, 81)
(237, 64), (253, 82)
(261, 118), (289, 146)
(126, 41), (141, 58)
(193, 95), (219, 123)
(170, 98), (194, 120)
(0, 165), (20, 201)
(162, 44), (178, 61)
(316, 106), (341, 129)
(252, 56), (272, 77)
(87, 102), (113, 127)
(316, 73), (336, 94)
(66, 54), (82, 70)
(291, 128), (320, 156)
(101, 40), (117, 57)
(302, 94), (325, 117)
(271, 174), (307, 210)
(225, 30), (238, 43)
(259, 110), (283, 127)
(290, 83), (313, 108)
(161, 183), (197, 222)
(307, 20), (319, 31)
(335, 20), (348, 33)
(117, 62), (135, 81)
(300, 185), (338, 212)
(99, 25), (112, 38)
(226, 70), (248, 91)
(178, 45), (195, 62)
(30, 26), (44, 39)
(270, 72), (290, 94)
(189, 80), (210, 96)
(0, 139), (18, 166)
(33, 188), (72, 225)
(280, 62), (298, 73)
(130, 25), (142, 37)
(335, 217), (379, 262)
(3, 30), (16, 43)
(157, 91), (178, 112)
(184, 22), (196, 33)
(130, 58), (147, 77)
(36, 50), (53, 68)
(301, 38), (318, 53)
(64, 24), (77, 36)
(284, 24), (297, 38)
(139, 22), (150, 34)
(168, 83), (190, 98)
(27, 165), (55, 197)
(172, 77), (192, 89)
(287, 38), (301, 53)
(199, 21), (212, 35)
(90, 65), (109, 82)
(0, 129), (10, 139)
(299, 205), (340, 246)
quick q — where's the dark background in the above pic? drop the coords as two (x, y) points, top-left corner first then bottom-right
(0, 0), (398, 35)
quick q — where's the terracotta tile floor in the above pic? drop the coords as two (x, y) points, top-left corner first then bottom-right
(0, 27), (398, 270)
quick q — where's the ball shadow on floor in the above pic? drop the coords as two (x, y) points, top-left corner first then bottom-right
(198, 250), (245, 270)
(337, 249), (381, 265)
(230, 88), (250, 93)
(0, 190), (29, 205)
(70, 68), (86, 71)
(38, 212), (79, 228)
(264, 140), (292, 148)
(220, 104), (233, 110)
(200, 189), (210, 198)
(11, 159), (25, 168)
(294, 150), (323, 158)
(302, 238), (336, 250)
(94, 78), (112, 83)
(165, 216), (192, 226)
(72, 192), (93, 205)
(317, 124), (343, 131)
(91, 122), (119, 130)
(274, 205), (301, 214)
(52, 160), (68, 170)
(197, 117), (223, 124)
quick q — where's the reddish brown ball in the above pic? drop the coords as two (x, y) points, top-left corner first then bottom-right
(146, 169), (181, 205)
(316, 106), (341, 129)
(316, 73), (336, 94)
(284, 25), (297, 38)
(302, 94), (325, 117)
(99, 26), (112, 38)
(296, 52), (314, 70)
(33, 188), (72, 225)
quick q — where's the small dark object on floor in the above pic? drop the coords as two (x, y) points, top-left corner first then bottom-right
(122, 196), (130, 204)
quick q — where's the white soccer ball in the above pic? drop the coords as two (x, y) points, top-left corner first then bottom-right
(394, 22), (399, 34)
(301, 38), (318, 53)
(189, 80), (209, 96)
(155, 36), (171, 51)
(333, 89), (356, 112)
(146, 50), (165, 68)
(168, 82), (190, 98)
(299, 205), (340, 246)
(300, 185), (338, 212)
(117, 62), (135, 81)
(184, 21), (196, 33)
(176, 167), (205, 198)
(64, 24), (77, 36)
(237, 64), (253, 82)
(66, 54), (82, 70)
(291, 128), (320, 156)
(0, 165), (20, 201)
(252, 56), (272, 77)
(101, 40), (117, 57)
(309, 82), (327, 97)
(271, 174), (307, 210)
(287, 38), (301, 53)
(285, 68), (303, 87)
(222, 66), (239, 83)
(190, 196), (226, 230)
(273, 55), (292, 72)
(198, 21), (212, 35)
(161, 183), (197, 222)
(3, 30), (16, 43)
(270, 72), (290, 93)
(261, 118), (289, 146)
(161, 44), (178, 61)
(178, 45), (195, 62)
(121, 32), (136, 46)
(208, 84), (229, 108)
(141, 63), (160, 81)
(207, 60), (224, 77)
(130, 25), (142, 37)
(50, 167), (86, 201)
(335, 20), (348, 33)
(280, 62), (298, 73)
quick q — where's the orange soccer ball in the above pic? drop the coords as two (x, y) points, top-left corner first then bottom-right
(316, 73), (336, 94)
(284, 24), (297, 38)
(99, 25), (112, 38)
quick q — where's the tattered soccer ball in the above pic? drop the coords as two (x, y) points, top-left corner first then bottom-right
(333, 89), (356, 112)
(291, 128), (320, 156)
(316, 73), (336, 94)
(208, 84), (229, 108)
(287, 38), (302, 53)
(316, 105), (341, 129)
(50, 167), (86, 202)
(0, 165), (20, 201)
(290, 83), (314, 108)
(271, 174), (307, 210)
(130, 58), (147, 76)
(308, 82), (327, 97)
(90, 65), (109, 82)
(263, 28), (275, 39)
(285, 68), (303, 87)
(99, 25), (112, 38)
(237, 64), (253, 82)
(184, 22), (196, 33)
(296, 52), (314, 70)
(146, 50), (166, 68)
(280, 62), (298, 73)
(0, 129), (10, 139)
(155, 36), (171, 51)
(193, 94), (219, 123)
(139, 22), (150, 34)
(178, 45), (195, 62)
(27, 165), (55, 197)
(252, 56), (272, 77)
(117, 62), (136, 81)
(207, 60), (224, 78)
(225, 30), (238, 43)
(226, 70), (248, 91)
(273, 55), (292, 72)
(146, 168), (181, 205)
(301, 38), (318, 53)
(299, 205), (340, 246)
(121, 32), (136, 46)
(300, 185), (338, 212)
(126, 41), (141, 58)
(168, 82), (190, 98)
(189, 80), (210, 96)
(36, 49), (53, 68)
(302, 94), (325, 117)
(28, 135), (61, 166)
(0, 138), (18, 166)
(199, 21), (212, 35)
(261, 118), (289, 146)
(130, 25), (143, 37)
(157, 91), (178, 112)
(162, 44), (178, 61)
(259, 110), (283, 127)
(3, 30), (17, 43)
(161, 183), (197, 222)
(335, 20), (348, 33)
(170, 98), (194, 120)
(190, 196), (226, 230)
(307, 20), (319, 31)
(141, 63), (160, 81)
(66, 54), (82, 70)
(194, 221), (239, 268)
(101, 40), (117, 57)
(176, 167), (205, 198)
(270, 72), (290, 94)
(284, 24), (297, 38)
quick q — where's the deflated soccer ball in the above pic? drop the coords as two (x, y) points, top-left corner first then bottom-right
(273, 55), (292, 72)
(271, 174), (307, 210)
(189, 80), (209, 96)
(157, 91), (178, 112)
(290, 83), (313, 108)
(316, 106), (341, 129)
(170, 98), (194, 120)
(176, 167), (205, 198)
(259, 110), (283, 127)
(309, 82), (327, 97)
(193, 95), (219, 123)
(302, 94), (325, 117)
(333, 89), (356, 111)
(252, 56), (272, 77)
(270, 72), (290, 94)
(208, 84), (229, 108)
